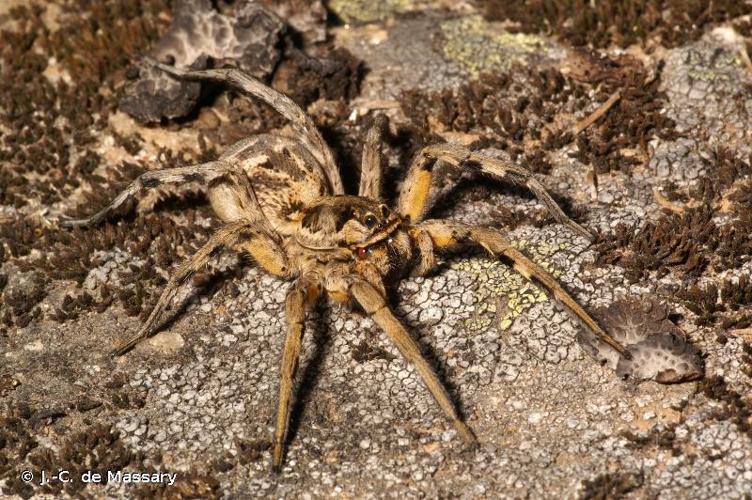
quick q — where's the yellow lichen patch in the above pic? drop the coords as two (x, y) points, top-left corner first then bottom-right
(514, 239), (568, 279)
(328, 0), (415, 25)
(451, 237), (576, 333)
(685, 49), (739, 82)
(440, 15), (551, 76)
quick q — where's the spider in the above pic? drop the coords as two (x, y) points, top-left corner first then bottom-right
(62, 59), (629, 472)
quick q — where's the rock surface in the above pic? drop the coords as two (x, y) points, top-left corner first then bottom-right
(1, 1), (752, 498)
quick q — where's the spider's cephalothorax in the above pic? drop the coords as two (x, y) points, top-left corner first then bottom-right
(62, 60), (629, 472)
(291, 196), (413, 274)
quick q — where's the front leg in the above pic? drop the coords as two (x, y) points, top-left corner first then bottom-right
(113, 220), (287, 356)
(397, 143), (592, 239)
(273, 273), (322, 472)
(417, 219), (629, 357)
(347, 278), (477, 446)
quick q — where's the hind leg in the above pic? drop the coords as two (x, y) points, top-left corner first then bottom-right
(359, 115), (388, 200)
(149, 59), (344, 195)
(61, 160), (232, 227)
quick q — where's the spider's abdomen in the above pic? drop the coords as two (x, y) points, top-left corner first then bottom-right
(209, 134), (330, 232)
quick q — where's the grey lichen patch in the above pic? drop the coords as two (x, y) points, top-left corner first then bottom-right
(440, 15), (555, 76)
(652, 28), (752, 179)
(650, 137), (709, 181)
(334, 13), (466, 98)
(328, 0), (415, 25)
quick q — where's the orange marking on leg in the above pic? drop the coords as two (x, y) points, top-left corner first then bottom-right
(406, 170), (433, 222)
(244, 241), (287, 276)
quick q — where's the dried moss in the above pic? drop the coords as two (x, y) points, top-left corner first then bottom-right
(691, 149), (752, 204)
(677, 276), (752, 329)
(0, 409), (40, 498)
(716, 213), (752, 273)
(482, 0), (751, 49)
(0, 0), (170, 208)
(621, 424), (681, 455)
(0, 272), (47, 330)
(23, 424), (142, 496)
(698, 375), (752, 440)
(400, 70), (581, 173)
(654, 150), (752, 277)
(401, 55), (675, 176)
(1, 405), (135, 497)
(569, 58), (677, 174)
(351, 341), (398, 363)
(742, 343), (752, 379)
(596, 207), (716, 282)
(235, 438), (272, 465)
(579, 471), (643, 500)
(0, 208), (213, 330)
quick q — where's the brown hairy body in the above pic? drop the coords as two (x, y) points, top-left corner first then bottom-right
(62, 60), (628, 472)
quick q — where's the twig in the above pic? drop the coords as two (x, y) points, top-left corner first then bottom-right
(653, 189), (686, 214)
(729, 328), (752, 342)
(573, 89), (622, 134)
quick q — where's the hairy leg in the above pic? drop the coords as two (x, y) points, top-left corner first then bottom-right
(417, 219), (628, 357)
(348, 278), (477, 445)
(60, 160), (232, 227)
(397, 143), (592, 239)
(272, 273), (322, 472)
(112, 220), (287, 356)
(359, 115), (388, 199)
(409, 227), (436, 276)
(149, 59), (344, 196)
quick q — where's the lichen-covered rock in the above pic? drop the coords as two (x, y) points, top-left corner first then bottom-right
(4, 1), (752, 498)
(650, 28), (752, 180)
(328, 0), (415, 25)
(440, 15), (558, 76)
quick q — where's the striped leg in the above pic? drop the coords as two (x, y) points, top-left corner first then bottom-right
(397, 143), (592, 239)
(348, 279), (478, 446)
(149, 59), (344, 195)
(112, 220), (287, 356)
(272, 274), (322, 471)
(359, 115), (388, 200)
(61, 161), (231, 227)
(417, 219), (628, 357)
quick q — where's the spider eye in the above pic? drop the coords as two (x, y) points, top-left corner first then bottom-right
(364, 215), (378, 228)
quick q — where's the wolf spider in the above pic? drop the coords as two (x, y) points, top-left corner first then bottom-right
(62, 59), (628, 471)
